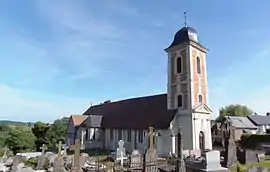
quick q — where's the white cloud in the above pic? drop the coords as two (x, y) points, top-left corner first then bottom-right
(0, 84), (93, 123)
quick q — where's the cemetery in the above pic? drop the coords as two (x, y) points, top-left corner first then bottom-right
(1, 124), (270, 172)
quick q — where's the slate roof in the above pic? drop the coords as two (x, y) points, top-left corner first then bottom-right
(224, 116), (257, 129)
(166, 26), (198, 49)
(70, 115), (88, 126)
(82, 94), (177, 130)
(81, 115), (103, 128)
(247, 115), (270, 125)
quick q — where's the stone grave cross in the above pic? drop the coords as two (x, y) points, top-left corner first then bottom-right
(70, 139), (81, 172)
(56, 141), (62, 157)
(40, 144), (47, 155)
(147, 127), (156, 150)
(62, 144), (68, 156)
(118, 140), (125, 166)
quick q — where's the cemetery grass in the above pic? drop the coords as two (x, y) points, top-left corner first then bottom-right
(230, 160), (270, 172)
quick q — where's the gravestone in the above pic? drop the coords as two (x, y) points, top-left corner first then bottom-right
(223, 122), (237, 167)
(70, 139), (83, 172)
(131, 150), (142, 169)
(256, 153), (266, 162)
(145, 127), (158, 172)
(247, 166), (268, 172)
(0, 161), (9, 172)
(116, 140), (126, 166)
(53, 141), (66, 172)
(36, 144), (48, 170)
(11, 155), (23, 172)
(204, 150), (222, 170)
(237, 147), (246, 165)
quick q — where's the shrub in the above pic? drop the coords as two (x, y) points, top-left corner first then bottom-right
(240, 134), (270, 148)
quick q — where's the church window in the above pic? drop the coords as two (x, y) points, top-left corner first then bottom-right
(198, 94), (203, 103)
(110, 129), (114, 141)
(177, 94), (183, 107)
(177, 57), (182, 73)
(85, 129), (89, 141)
(127, 130), (131, 142)
(118, 129), (122, 140)
(196, 57), (201, 74)
(138, 130), (143, 143)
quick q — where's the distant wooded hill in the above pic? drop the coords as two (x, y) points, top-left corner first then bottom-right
(0, 120), (32, 125)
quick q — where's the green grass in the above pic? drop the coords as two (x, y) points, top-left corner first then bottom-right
(230, 161), (270, 172)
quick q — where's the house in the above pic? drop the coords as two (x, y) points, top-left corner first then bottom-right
(66, 23), (213, 156)
(247, 113), (270, 134)
(66, 115), (88, 146)
(220, 116), (257, 141)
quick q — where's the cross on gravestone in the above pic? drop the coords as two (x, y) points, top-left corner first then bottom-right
(70, 139), (81, 172)
(145, 127), (158, 172)
(147, 127), (156, 149)
(116, 140), (126, 166)
(62, 144), (68, 156)
(40, 144), (47, 155)
(56, 141), (62, 157)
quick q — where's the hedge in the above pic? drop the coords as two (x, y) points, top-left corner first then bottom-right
(240, 134), (270, 148)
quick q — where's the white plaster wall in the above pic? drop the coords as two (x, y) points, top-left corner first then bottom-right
(193, 113), (212, 150)
(173, 113), (194, 150)
(157, 129), (173, 157)
(102, 128), (171, 156)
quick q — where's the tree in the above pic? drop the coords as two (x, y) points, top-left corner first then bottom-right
(216, 104), (253, 122)
(45, 118), (68, 149)
(5, 126), (36, 154)
(32, 122), (50, 151)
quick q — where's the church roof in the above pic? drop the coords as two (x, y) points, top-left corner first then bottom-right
(82, 94), (176, 130)
(70, 115), (88, 126)
(166, 26), (199, 49)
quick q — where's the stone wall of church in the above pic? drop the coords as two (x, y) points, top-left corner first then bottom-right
(190, 46), (208, 107)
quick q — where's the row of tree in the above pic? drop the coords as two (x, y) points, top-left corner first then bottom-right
(0, 117), (68, 155)
(215, 104), (253, 122)
(0, 104), (254, 155)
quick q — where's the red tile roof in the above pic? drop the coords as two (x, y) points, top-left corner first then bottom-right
(82, 94), (176, 130)
(71, 115), (88, 126)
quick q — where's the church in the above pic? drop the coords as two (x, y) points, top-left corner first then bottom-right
(66, 24), (213, 156)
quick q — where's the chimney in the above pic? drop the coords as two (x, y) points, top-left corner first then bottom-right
(267, 112), (270, 116)
(103, 100), (111, 104)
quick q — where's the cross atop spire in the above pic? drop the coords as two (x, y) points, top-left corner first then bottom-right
(184, 11), (187, 27)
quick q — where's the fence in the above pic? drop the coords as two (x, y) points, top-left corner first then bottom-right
(84, 156), (203, 172)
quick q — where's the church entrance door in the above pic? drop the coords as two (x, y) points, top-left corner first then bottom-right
(199, 131), (205, 150)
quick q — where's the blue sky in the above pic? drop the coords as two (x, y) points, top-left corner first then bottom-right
(0, 0), (270, 122)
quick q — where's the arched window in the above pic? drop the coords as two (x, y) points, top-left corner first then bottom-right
(177, 94), (183, 107)
(199, 131), (205, 150)
(198, 94), (203, 103)
(196, 56), (201, 74)
(177, 57), (182, 73)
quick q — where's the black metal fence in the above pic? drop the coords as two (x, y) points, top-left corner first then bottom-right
(83, 157), (202, 172)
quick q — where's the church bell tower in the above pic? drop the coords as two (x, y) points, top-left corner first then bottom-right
(165, 22), (212, 151)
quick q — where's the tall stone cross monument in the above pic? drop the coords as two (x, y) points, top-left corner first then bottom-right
(56, 141), (62, 157)
(147, 127), (156, 150)
(172, 126), (185, 172)
(145, 127), (158, 172)
(70, 139), (82, 172)
(40, 144), (47, 155)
